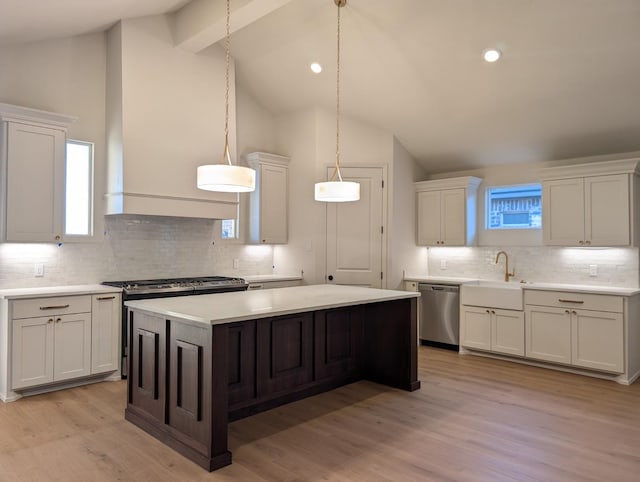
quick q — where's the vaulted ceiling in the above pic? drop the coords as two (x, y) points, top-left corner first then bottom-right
(3, 0), (640, 174)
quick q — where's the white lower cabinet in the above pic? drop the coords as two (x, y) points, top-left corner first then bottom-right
(524, 291), (624, 374)
(4, 291), (121, 396)
(461, 306), (524, 356)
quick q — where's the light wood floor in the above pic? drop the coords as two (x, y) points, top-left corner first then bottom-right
(2, 347), (640, 481)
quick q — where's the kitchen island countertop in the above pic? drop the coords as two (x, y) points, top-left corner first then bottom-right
(126, 283), (420, 326)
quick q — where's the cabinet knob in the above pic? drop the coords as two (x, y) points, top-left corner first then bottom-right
(47, 318), (53, 324)
(579, 240), (584, 245)
(491, 310), (496, 314)
(564, 310), (570, 314)
(486, 309), (490, 313)
(585, 240), (591, 245)
(328, 275), (334, 281)
(55, 235), (61, 241)
(55, 317), (61, 323)
(572, 310), (577, 315)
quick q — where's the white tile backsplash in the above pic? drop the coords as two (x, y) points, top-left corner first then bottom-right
(0, 215), (274, 288)
(427, 246), (639, 288)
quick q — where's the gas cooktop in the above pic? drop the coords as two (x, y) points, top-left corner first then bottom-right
(102, 276), (248, 296)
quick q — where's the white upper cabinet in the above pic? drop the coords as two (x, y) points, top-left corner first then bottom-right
(414, 177), (482, 246)
(247, 152), (289, 244)
(0, 103), (76, 243)
(541, 159), (639, 246)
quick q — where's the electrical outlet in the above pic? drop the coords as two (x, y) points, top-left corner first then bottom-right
(34, 263), (44, 277)
(233, 258), (240, 269)
(589, 264), (598, 277)
(440, 259), (447, 270)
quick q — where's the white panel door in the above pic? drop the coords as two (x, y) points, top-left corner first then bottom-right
(571, 309), (624, 373)
(11, 316), (55, 389)
(441, 188), (466, 246)
(416, 190), (441, 245)
(525, 306), (571, 364)
(53, 314), (91, 381)
(259, 164), (288, 244)
(326, 167), (384, 287)
(6, 122), (65, 242)
(460, 306), (491, 351)
(543, 178), (584, 246)
(584, 174), (629, 246)
(491, 309), (525, 356)
(91, 294), (121, 374)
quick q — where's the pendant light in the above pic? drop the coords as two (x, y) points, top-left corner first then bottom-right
(314, 0), (360, 202)
(197, 0), (256, 193)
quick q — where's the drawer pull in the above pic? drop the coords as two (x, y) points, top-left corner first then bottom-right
(248, 284), (263, 290)
(39, 304), (70, 310)
(558, 299), (584, 304)
(96, 296), (116, 301)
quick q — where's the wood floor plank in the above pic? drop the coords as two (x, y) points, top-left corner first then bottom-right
(1, 346), (640, 481)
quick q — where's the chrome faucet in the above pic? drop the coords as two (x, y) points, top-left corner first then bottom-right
(495, 250), (515, 282)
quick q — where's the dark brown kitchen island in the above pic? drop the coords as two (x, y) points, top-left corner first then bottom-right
(124, 284), (420, 471)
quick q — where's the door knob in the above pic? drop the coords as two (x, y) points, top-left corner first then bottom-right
(328, 275), (334, 281)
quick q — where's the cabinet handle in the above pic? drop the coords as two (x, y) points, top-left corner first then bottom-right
(55, 317), (61, 323)
(96, 296), (116, 300)
(572, 310), (577, 315)
(491, 310), (496, 314)
(564, 310), (570, 314)
(39, 304), (70, 310)
(485, 309), (490, 313)
(579, 240), (584, 245)
(55, 235), (61, 241)
(47, 318), (53, 324)
(585, 240), (591, 245)
(558, 299), (584, 304)
(248, 284), (264, 290)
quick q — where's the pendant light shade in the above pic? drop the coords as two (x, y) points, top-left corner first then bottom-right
(197, 164), (256, 192)
(315, 180), (360, 202)
(197, 0), (256, 193)
(314, 0), (359, 203)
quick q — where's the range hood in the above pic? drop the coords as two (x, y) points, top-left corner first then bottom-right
(104, 16), (238, 220)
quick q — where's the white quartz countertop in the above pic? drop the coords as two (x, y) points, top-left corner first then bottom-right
(404, 276), (640, 296)
(126, 284), (420, 325)
(0, 284), (121, 300)
(242, 274), (303, 283)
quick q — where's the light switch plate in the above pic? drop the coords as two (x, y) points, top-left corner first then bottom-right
(34, 263), (44, 277)
(589, 264), (598, 277)
(233, 259), (240, 269)
(440, 259), (447, 270)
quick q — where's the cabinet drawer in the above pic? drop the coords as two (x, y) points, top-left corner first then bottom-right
(524, 290), (622, 313)
(11, 295), (92, 319)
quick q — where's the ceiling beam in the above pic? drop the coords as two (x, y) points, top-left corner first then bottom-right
(172, 0), (295, 53)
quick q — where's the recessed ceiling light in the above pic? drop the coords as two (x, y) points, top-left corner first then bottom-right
(310, 62), (323, 73)
(482, 48), (502, 63)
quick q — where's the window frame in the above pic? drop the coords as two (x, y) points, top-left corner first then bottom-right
(485, 182), (542, 231)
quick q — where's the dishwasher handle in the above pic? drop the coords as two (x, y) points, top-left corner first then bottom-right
(418, 283), (459, 294)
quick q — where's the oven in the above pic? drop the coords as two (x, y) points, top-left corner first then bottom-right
(102, 276), (248, 378)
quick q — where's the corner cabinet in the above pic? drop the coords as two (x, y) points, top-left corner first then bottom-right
(414, 176), (482, 246)
(0, 103), (76, 243)
(540, 158), (640, 247)
(247, 152), (290, 244)
(0, 289), (121, 402)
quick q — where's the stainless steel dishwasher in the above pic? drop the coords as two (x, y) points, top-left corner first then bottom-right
(418, 283), (460, 349)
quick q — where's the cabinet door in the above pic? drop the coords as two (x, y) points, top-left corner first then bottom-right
(525, 306), (571, 364)
(314, 307), (364, 381)
(256, 313), (313, 396)
(416, 190), (441, 245)
(460, 306), (491, 351)
(259, 164), (288, 244)
(91, 294), (120, 374)
(584, 174), (630, 246)
(11, 316), (55, 389)
(543, 178), (585, 246)
(53, 313), (91, 382)
(441, 188), (466, 246)
(5, 122), (65, 242)
(571, 309), (624, 373)
(491, 309), (524, 356)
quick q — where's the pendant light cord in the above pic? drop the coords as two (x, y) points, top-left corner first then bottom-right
(330, 1), (344, 182)
(222, 0), (232, 166)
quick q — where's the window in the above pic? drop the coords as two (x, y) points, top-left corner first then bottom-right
(65, 140), (94, 236)
(486, 183), (541, 230)
(221, 219), (236, 239)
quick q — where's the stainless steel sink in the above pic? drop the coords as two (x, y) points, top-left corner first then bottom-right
(460, 280), (523, 310)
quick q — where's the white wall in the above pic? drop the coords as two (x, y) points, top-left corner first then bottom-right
(389, 138), (428, 288)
